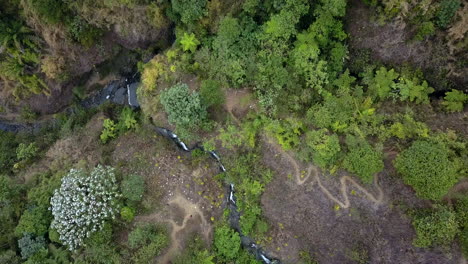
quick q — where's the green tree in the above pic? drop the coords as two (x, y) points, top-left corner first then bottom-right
(121, 174), (145, 202)
(435, 0), (461, 28)
(200, 79), (224, 108)
(18, 233), (46, 259)
(0, 131), (18, 173)
(25, 0), (69, 24)
(412, 206), (459, 248)
(305, 129), (341, 170)
(214, 226), (240, 261)
(160, 83), (207, 129)
(171, 0), (207, 24)
(15, 206), (51, 237)
(394, 140), (459, 200)
(343, 137), (383, 184)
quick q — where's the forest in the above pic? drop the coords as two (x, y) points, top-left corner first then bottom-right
(0, 0), (467, 263)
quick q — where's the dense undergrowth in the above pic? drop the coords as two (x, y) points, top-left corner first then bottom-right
(1, 0), (467, 263)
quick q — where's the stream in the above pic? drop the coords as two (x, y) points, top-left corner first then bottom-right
(0, 78), (281, 264)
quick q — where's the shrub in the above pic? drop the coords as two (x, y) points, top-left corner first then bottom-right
(121, 174), (145, 202)
(200, 79), (224, 108)
(414, 21), (435, 41)
(77, 223), (121, 264)
(305, 129), (341, 169)
(214, 226), (240, 261)
(173, 235), (215, 264)
(100, 119), (117, 144)
(117, 107), (138, 133)
(0, 131), (18, 173)
(120, 206), (135, 222)
(435, 0), (461, 28)
(26, 0), (69, 24)
(265, 118), (304, 150)
(50, 165), (121, 251)
(0, 250), (21, 264)
(127, 224), (169, 263)
(16, 143), (39, 163)
(394, 140), (459, 200)
(343, 137), (383, 184)
(15, 206), (51, 236)
(18, 233), (46, 259)
(412, 206), (459, 248)
(455, 196), (468, 257)
(140, 55), (168, 92)
(41, 55), (69, 81)
(171, 0), (207, 24)
(68, 17), (102, 48)
(160, 83), (207, 129)
(442, 89), (468, 112)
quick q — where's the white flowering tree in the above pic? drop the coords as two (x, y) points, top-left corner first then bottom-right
(50, 165), (121, 251)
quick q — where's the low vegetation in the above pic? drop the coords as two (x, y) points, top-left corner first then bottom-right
(0, 0), (467, 262)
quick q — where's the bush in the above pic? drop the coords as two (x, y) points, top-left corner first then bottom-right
(455, 196), (468, 257)
(343, 137), (383, 184)
(140, 55), (168, 92)
(173, 235), (215, 264)
(127, 224), (169, 263)
(214, 226), (240, 261)
(121, 174), (145, 202)
(435, 0), (461, 28)
(41, 55), (68, 81)
(0, 250), (21, 264)
(16, 143), (39, 162)
(200, 79), (224, 108)
(394, 140), (459, 200)
(442, 89), (468, 112)
(18, 233), (46, 259)
(0, 131), (18, 173)
(414, 22), (435, 41)
(305, 129), (341, 170)
(120, 206), (135, 222)
(160, 83), (207, 129)
(26, 0), (69, 24)
(68, 18), (102, 48)
(50, 165), (121, 251)
(265, 118), (304, 150)
(171, 0), (207, 24)
(15, 206), (51, 237)
(412, 206), (459, 248)
(116, 107), (138, 133)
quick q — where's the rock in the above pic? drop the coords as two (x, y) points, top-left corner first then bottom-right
(127, 82), (140, 108)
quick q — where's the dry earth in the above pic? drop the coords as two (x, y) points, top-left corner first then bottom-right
(259, 135), (465, 264)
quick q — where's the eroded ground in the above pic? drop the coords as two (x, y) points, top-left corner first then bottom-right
(259, 135), (464, 264)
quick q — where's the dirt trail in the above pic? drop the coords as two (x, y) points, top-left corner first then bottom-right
(267, 136), (384, 209)
(136, 191), (211, 264)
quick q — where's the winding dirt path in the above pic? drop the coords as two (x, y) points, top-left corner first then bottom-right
(136, 191), (211, 264)
(266, 136), (384, 209)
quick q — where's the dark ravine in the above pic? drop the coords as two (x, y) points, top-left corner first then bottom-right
(0, 78), (281, 264)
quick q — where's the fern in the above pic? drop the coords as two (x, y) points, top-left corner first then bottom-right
(100, 119), (117, 144)
(442, 89), (468, 112)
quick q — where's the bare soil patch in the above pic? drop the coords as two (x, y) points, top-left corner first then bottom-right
(345, 0), (467, 90)
(259, 135), (464, 264)
(112, 127), (224, 263)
